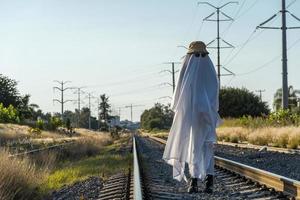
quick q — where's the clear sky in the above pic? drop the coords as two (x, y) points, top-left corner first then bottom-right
(1, 0), (300, 121)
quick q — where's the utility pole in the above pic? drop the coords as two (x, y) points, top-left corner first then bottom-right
(256, 89), (266, 101)
(89, 94), (91, 129)
(53, 80), (74, 120)
(256, 0), (300, 109)
(88, 93), (92, 129)
(117, 107), (123, 119)
(162, 62), (181, 93)
(97, 98), (100, 130)
(74, 87), (85, 127)
(198, 1), (238, 87)
(87, 93), (94, 130)
(125, 104), (144, 122)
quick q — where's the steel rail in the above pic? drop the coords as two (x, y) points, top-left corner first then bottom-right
(217, 141), (300, 154)
(8, 141), (75, 158)
(133, 136), (143, 200)
(147, 135), (300, 200)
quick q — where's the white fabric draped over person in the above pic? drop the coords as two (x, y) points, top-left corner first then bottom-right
(162, 53), (221, 182)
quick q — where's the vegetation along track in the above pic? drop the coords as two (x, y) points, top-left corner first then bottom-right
(11, 135), (299, 199)
(98, 137), (134, 200)
(8, 140), (75, 157)
(135, 135), (300, 200)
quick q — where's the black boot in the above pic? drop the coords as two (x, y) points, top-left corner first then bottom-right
(204, 175), (213, 194)
(188, 178), (198, 193)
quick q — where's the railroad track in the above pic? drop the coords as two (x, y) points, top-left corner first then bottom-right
(98, 172), (132, 200)
(97, 135), (299, 199)
(217, 141), (300, 155)
(28, 134), (299, 199)
(137, 135), (300, 200)
(8, 140), (75, 157)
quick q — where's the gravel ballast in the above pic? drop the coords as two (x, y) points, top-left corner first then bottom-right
(137, 136), (286, 199)
(215, 144), (300, 181)
(49, 177), (103, 200)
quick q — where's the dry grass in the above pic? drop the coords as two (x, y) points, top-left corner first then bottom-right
(217, 126), (300, 149)
(0, 124), (109, 144)
(0, 127), (115, 199)
(217, 127), (250, 143)
(75, 128), (109, 137)
(58, 132), (112, 159)
(0, 123), (68, 145)
(141, 130), (169, 139)
(142, 126), (300, 150)
(41, 135), (131, 192)
(0, 123), (79, 156)
(0, 150), (47, 200)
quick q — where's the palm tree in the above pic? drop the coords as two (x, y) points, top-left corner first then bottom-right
(273, 86), (300, 110)
(99, 94), (111, 124)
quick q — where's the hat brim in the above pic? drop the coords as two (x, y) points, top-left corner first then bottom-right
(187, 49), (209, 54)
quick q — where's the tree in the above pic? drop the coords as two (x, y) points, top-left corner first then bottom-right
(273, 86), (300, 111)
(0, 103), (20, 123)
(0, 74), (20, 107)
(219, 87), (270, 118)
(0, 74), (34, 120)
(63, 109), (98, 129)
(140, 103), (174, 131)
(79, 107), (91, 128)
(99, 94), (111, 130)
(63, 110), (77, 127)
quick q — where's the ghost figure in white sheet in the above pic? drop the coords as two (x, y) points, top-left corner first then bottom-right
(163, 46), (222, 182)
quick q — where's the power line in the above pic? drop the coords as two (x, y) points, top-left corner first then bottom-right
(181, 5), (201, 42)
(221, 0), (247, 36)
(287, 0), (297, 8)
(85, 70), (163, 88)
(113, 97), (165, 108)
(198, 1), (238, 87)
(222, 2), (277, 67)
(109, 84), (168, 97)
(86, 92), (95, 129)
(53, 80), (74, 119)
(162, 62), (181, 93)
(195, 20), (205, 40)
(235, 55), (280, 76)
(232, 35), (300, 76)
(74, 87), (85, 127)
(222, 11), (281, 68)
(224, 75), (236, 86)
(124, 104), (145, 122)
(97, 98), (100, 130)
(256, 0), (300, 109)
(221, 0), (260, 40)
(256, 89), (266, 101)
(223, 27), (268, 67)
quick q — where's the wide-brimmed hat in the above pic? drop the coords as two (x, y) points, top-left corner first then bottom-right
(187, 41), (209, 55)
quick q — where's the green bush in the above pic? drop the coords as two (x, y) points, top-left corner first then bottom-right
(148, 118), (163, 130)
(223, 110), (300, 128)
(273, 133), (289, 148)
(219, 87), (270, 118)
(65, 118), (71, 131)
(288, 138), (300, 149)
(238, 116), (270, 128)
(141, 103), (174, 131)
(0, 103), (20, 123)
(229, 135), (239, 143)
(268, 109), (300, 126)
(28, 127), (42, 135)
(248, 134), (269, 146)
(36, 119), (44, 130)
(48, 117), (62, 131)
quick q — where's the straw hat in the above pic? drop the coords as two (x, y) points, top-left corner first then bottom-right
(187, 41), (209, 55)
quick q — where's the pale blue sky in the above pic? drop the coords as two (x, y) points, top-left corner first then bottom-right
(1, 0), (300, 121)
